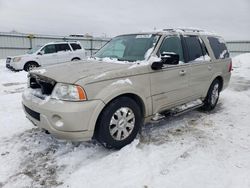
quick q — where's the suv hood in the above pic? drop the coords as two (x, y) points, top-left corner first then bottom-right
(30, 60), (144, 84)
(8, 54), (32, 59)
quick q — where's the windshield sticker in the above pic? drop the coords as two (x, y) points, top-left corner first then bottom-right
(135, 34), (152, 38)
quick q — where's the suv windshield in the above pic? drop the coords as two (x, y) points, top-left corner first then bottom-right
(27, 45), (42, 54)
(94, 34), (159, 62)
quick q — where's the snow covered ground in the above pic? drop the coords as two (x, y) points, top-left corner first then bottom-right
(0, 54), (250, 188)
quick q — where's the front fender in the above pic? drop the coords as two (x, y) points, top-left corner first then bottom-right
(83, 77), (152, 117)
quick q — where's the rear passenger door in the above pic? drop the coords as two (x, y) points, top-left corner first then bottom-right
(55, 43), (72, 63)
(70, 43), (85, 59)
(183, 35), (213, 99)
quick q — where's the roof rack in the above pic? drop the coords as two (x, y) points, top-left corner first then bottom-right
(163, 28), (205, 33)
(54, 40), (79, 43)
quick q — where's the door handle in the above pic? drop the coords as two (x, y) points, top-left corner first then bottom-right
(208, 65), (212, 70)
(179, 70), (186, 76)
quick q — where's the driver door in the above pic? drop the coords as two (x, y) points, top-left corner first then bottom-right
(38, 44), (58, 66)
(150, 36), (191, 114)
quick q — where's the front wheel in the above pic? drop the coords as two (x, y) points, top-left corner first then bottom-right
(202, 79), (220, 111)
(95, 97), (142, 149)
(71, 57), (80, 61)
(24, 62), (39, 72)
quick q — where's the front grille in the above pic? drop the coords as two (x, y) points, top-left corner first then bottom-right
(24, 105), (40, 121)
(29, 74), (56, 96)
(6, 58), (11, 67)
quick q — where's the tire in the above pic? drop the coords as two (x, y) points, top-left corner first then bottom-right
(71, 57), (80, 61)
(24, 62), (38, 72)
(201, 79), (220, 111)
(95, 97), (142, 149)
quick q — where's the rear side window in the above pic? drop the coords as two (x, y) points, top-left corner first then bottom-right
(207, 37), (229, 59)
(200, 38), (211, 61)
(56, 43), (71, 52)
(184, 36), (204, 62)
(70, 43), (82, 51)
(158, 36), (184, 62)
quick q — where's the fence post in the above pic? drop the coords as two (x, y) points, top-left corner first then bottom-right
(90, 39), (93, 57)
(28, 34), (34, 49)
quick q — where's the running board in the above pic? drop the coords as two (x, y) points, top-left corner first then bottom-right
(151, 99), (203, 121)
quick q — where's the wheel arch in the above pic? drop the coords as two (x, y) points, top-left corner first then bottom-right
(92, 93), (146, 138)
(106, 93), (146, 117)
(23, 61), (39, 69)
(215, 76), (223, 92)
(71, 57), (81, 61)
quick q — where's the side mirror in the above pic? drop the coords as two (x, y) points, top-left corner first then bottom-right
(161, 52), (179, 65)
(151, 53), (180, 70)
(151, 61), (163, 70)
(37, 51), (44, 55)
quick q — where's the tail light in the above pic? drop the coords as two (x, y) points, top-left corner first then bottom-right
(228, 60), (232, 72)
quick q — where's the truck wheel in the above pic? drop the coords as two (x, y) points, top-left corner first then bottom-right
(202, 79), (220, 111)
(24, 62), (38, 72)
(95, 97), (142, 149)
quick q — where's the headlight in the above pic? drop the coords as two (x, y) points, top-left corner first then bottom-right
(13, 57), (22, 62)
(51, 83), (87, 101)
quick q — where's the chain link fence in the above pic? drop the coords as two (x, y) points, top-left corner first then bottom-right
(0, 32), (249, 59)
(0, 32), (110, 59)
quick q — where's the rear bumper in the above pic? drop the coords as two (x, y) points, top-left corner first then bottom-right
(222, 72), (231, 91)
(22, 90), (105, 141)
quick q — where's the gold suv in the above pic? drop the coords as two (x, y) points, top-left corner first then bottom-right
(22, 28), (232, 149)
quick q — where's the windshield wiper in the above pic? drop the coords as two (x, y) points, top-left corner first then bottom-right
(117, 58), (136, 62)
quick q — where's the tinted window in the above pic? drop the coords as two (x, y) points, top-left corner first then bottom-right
(70, 43), (82, 51)
(200, 38), (211, 60)
(42, 44), (56, 54)
(56, 43), (71, 52)
(159, 36), (184, 62)
(208, 37), (229, 59)
(184, 36), (204, 62)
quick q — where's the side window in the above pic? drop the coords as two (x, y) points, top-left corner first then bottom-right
(56, 43), (71, 52)
(207, 37), (229, 59)
(200, 38), (211, 61)
(70, 43), (82, 51)
(184, 36), (204, 62)
(41, 44), (56, 54)
(159, 36), (184, 62)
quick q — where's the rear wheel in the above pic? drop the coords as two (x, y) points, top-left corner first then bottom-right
(24, 62), (39, 72)
(202, 79), (220, 111)
(95, 97), (142, 149)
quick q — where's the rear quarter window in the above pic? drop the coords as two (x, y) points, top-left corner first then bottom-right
(70, 43), (82, 51)
(207, 37), (230, 59)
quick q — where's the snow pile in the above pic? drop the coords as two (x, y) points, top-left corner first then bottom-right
(0, 54), (250, 188)
(0, 59), (31, 139)
(0, 60), (27, 95)
(232, 53), (250, 80)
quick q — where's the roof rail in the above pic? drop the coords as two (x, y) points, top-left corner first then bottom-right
(163, 28), (205, 33)
(54, 40), (79, 43)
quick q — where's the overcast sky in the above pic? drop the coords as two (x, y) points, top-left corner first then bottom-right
(0, 0), (249, 40)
